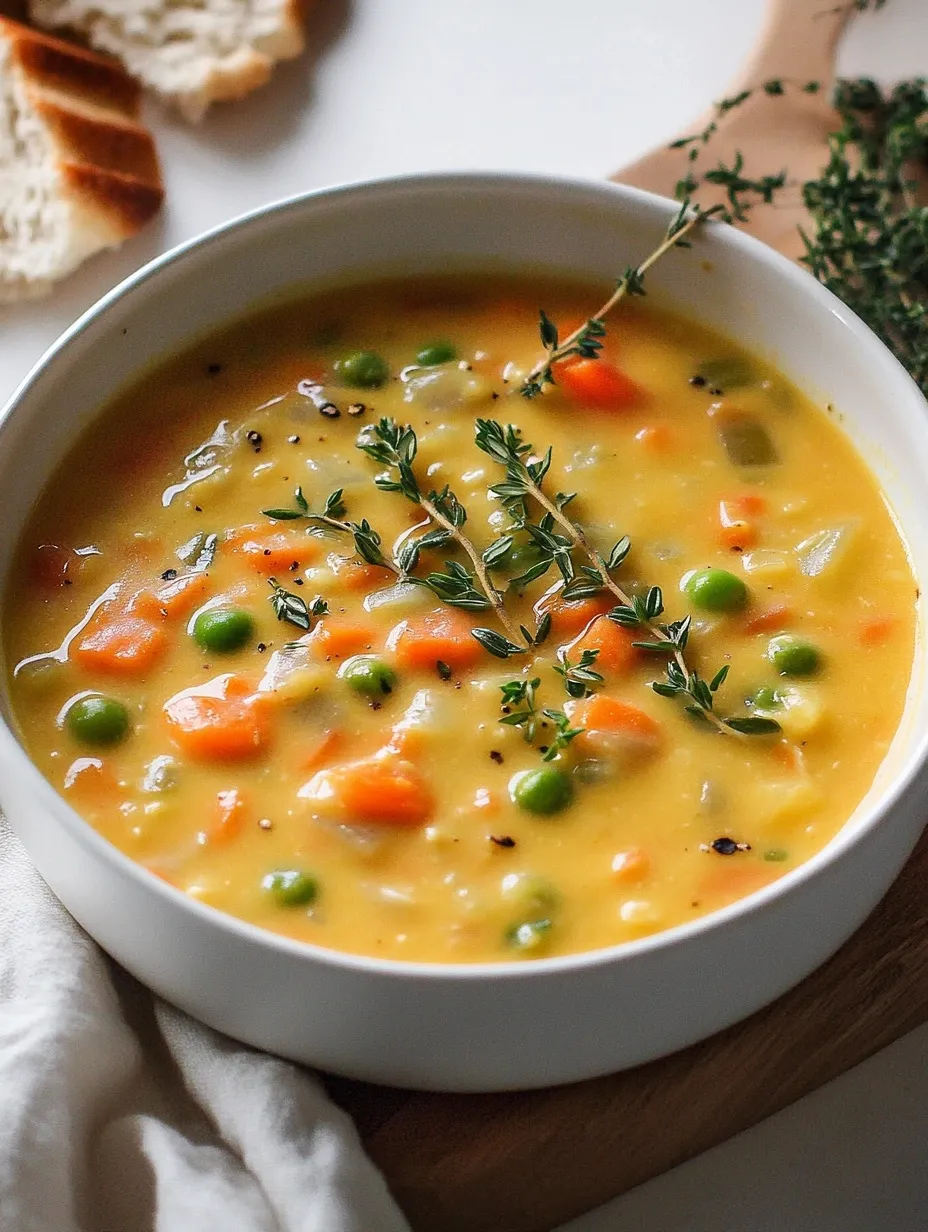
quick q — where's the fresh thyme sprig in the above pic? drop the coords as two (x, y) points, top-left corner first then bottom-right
(498, 678), (584, 761)
(262, 486), (396, 573)
(475, 418), (778, 736)
(672, 67), (928, 397)
(499, 677), (541, 741)
(520, 200), (715, 398)
(356, 417), (527, 653)
(519, 94), (810, 402)
(267, 578), (328, 631)
(554, 648), (604, 699)
(800, 77), (928, 393)
(541, 711), (585, 762)
(652, 663), (780, 735)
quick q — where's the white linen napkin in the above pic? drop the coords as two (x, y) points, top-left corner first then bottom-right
(0, 817), (411, 1232)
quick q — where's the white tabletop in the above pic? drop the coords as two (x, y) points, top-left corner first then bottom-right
(2, 1), (927, 1228)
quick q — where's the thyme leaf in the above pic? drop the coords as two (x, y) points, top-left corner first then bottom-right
(475, 418), (773, 736)
(553, 648), (604, 699)
(267, 578), (327, 631)
(356, 417), (524, 646)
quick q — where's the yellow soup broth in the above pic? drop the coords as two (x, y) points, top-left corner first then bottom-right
(3, 277), (916, 962)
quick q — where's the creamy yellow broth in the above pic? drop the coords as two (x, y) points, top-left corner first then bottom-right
(3, 277), (916, 962)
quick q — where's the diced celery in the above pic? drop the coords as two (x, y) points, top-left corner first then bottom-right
(716, 413), (778, 466)
(698, 356), (759, 391)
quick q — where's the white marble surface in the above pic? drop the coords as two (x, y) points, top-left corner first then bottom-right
(1, 1), (927, 1228)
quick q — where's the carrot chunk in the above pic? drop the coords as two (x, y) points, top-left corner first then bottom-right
(199, 788), (248, 847)
(718, 495), (766, 551)
(63, 756), (118, 801)
(388, 607), (481, 672)
(537, 593), (613, 639)
(228, 524), (320, 575)
(126, 590), (166, 621)
(327, 552), (393, 592)
(570, 694), (662, 740)
(301, 752), (434, 827)
(156, 572), (212, 618)
(552, 357), (645, 410)
(611, 847), (651, 883)
(567, 615), (638, 674)
(859, 615), (897, 647)
(308, 619), (377, 661)
(73, 610), (167, 677)
(163, 675), (271, 761)
(742, 604), (794, 634)
(634, 425), (674, 453)
(129, 573), (212, 622)
(568, 694), (662, 761)
(731, 493), (767, 516)
(718, 503), (757, 551)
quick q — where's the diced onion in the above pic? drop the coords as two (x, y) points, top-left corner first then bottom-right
(402, 366), (490, 410)
(142, 755), (180, 793)
(363, 581), (431, 613)
(391, 688), (453, 747)
(796, 523), (858, 578)
(258, 640), (330, 707)
(740, 550), (793, 582)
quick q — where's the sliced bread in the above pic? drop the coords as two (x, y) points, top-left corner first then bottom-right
(29, 1), (309, 122)
(0, 16), (164, 302)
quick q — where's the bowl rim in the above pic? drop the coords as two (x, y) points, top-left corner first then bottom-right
(2, 168), (926, 983)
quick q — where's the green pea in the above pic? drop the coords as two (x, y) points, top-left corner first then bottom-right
(763, 849), (789, 862)
(510, 767), (573, 816)
(684, 567), (748, 613)
(500, 872), (559, 914)
(416, 341), (457, 366)
(193, 607), (254, 653)
(767, 634), (822, 677)
(66, 694), (130, 746)
(338, 654), (398, 696)
(505, 918), (553, 953)
(335, 350), (390, 389)
(751, 685), (782, 710)
(261, 869), (319, 907)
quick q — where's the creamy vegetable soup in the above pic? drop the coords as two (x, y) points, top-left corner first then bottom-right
(3, 276), (916, 962)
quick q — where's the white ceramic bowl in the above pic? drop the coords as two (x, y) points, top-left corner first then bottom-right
(1, 174), (927, 1093)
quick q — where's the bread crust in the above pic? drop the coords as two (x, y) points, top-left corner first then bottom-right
(28, 1), (312, 121)
(4, 17), (140, 114)
(0, 15), (164, 300)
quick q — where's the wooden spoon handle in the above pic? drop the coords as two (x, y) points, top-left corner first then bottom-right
(613, 0), (856, 256)
(731, 0), (851, 93)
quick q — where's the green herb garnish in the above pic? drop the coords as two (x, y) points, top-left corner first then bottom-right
(267, 578), (327, 631)
(554, 648), (604, 699)
(262, 487), (395, 573)
(475, 419), (771, 736)
(499, 678), (584, 761)
(357, 417), (547, 654)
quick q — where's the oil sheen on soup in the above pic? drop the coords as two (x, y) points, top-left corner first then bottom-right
(4, 277), (916, 963)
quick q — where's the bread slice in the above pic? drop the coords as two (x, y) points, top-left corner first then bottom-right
(0, 17), (163, 302)
(29, 1), (309, 123)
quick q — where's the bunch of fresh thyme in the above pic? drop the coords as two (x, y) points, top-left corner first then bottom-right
(666, 55), (928, 395)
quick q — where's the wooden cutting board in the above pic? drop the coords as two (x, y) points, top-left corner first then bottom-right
(326, 5), (928, 1229)
(329, 829), (928, 1232)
